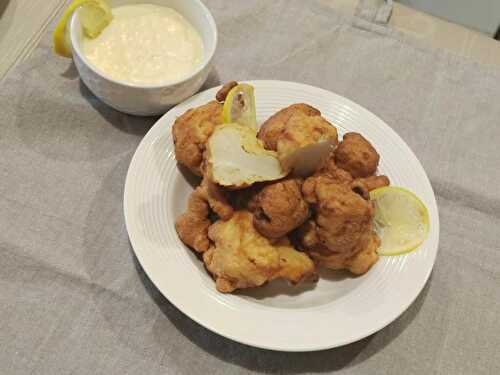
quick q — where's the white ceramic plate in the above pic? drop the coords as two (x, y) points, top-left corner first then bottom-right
(124, 80), (439, 352)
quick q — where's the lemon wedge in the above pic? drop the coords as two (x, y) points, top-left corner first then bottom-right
(222, 84), (257, 130)
(370, 186), (429, 256)
(53, 0), (113, 58)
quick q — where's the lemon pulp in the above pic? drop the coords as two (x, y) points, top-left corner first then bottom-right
(370, 186), (430, 256)
(222, 84), (257, 130)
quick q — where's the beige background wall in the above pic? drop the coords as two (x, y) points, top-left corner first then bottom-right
(399, 0), (500, 35)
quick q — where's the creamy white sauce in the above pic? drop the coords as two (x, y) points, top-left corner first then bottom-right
(82, 4), (204, 85)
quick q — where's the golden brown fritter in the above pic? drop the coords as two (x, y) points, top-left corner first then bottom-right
(315, 153), (354, 184)
(296, 156), (384, 275)
(306, 231), (380, 275)
(175, 178), (233, 253)
(276, 111), (338, 173)
(215, 81), (238, 102)
(274, 240), (319, 284)
(334, 132), (380, 178)
(295, 219), (358, 270)
(295, 219), (322, 250)
(175, 187), (211, 253)
(201, 178), (234, 220)
(305, 245), (352, 271)
(295, 218), (379, 275)
(172, 101), (223, 176)
(247, 178), (309, 239)
(314, 152), (389, 194)
(357, 175), (390, 192)
(302, 176), (374, 257)
(257, 103), (321, 151)
(347, 232), (380, 275)
(203, 211), (317, 293)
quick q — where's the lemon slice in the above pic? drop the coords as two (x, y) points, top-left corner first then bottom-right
(370, 186), (429, 256)
(53, 0), (113, 58)
(222, 84), (257, 130)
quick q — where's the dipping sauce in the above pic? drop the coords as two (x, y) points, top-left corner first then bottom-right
(82, 4), (204, 85)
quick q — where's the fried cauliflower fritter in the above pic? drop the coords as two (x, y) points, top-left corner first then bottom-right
(276, 111), (338, 173)
(274, 241), (319, 283)
(215, 81), (238, 102)
(315, 154), (354, 185)
(175, 186), (211, 253)
(205, 123), (286, 189)
(295, 219), (321, 250)
(295, 156), (384, 275)
(201, 178), (234, 220)
(347, 232), (380, 275)
(296, 218), (380, 275)
(172, 101), (223, 176)
(306, 230), (380, 275)
(295, 219), (357, 270)
(203, 211), (317, 293)
(357, 175), (390, 192)
(334, 132), (380, 178)
(302, 176), (374, 257)
(248, 178), (309, 239)
(257, 103), (321, 151)
(175, 178), (233, 253)
(315, 152), (389, 193)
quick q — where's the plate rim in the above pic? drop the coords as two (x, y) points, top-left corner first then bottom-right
(124, 80), (440, 352)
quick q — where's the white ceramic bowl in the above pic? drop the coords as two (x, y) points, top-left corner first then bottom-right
(70, 0), (217, 116)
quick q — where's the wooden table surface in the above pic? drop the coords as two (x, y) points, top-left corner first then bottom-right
(1, 0), (499, 82)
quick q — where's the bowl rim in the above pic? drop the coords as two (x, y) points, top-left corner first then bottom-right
(70, 0), (217, 89)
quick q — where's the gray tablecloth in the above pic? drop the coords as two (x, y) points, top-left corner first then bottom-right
(1, 1), (499, 374)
